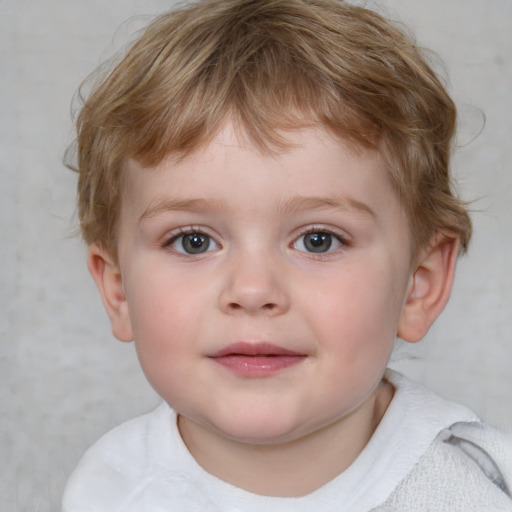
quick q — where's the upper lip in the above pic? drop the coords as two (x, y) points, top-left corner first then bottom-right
(208, 342), (303, 358)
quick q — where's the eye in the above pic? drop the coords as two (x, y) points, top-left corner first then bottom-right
(293, 230), (344, 254)
(166, 231), (219, 255)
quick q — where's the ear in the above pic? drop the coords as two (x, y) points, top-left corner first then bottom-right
(87, 243), (134, 342)
(398, 234), (460, 343)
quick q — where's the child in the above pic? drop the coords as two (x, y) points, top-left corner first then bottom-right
(62, 0), (512, 510)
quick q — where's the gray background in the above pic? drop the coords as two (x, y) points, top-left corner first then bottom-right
(1, 0), (511, 510)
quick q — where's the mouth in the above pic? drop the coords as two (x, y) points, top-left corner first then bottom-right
(208, 342), (307, 377)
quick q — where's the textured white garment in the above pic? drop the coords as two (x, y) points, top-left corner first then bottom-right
(62, 371), (512, 511)
(377, 422), (512, 511)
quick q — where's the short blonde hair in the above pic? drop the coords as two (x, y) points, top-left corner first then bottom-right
(68, 0), (471, 259)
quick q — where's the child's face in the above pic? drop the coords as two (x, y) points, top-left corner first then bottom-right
(110, 124), (416, 446)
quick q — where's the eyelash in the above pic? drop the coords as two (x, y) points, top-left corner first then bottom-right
(292, 227), (349, 256)
(162, 227), (220, 255)
(161, 226), (350, 256)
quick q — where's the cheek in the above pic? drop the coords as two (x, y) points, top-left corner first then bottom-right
(125, 274), (194, 362)
(305, 261), (406, 352)
(126, 261), (205, 330)
(129, 286), (199, 401)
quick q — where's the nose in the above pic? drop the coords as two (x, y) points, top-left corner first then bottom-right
(218, 250), (290, 316)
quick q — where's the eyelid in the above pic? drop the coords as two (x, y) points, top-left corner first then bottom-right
(162, 226), (221, 253)
(291, 225), (350, 255)
(295, 225), (350, 243)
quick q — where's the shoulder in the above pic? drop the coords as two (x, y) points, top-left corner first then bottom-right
(372, 372), (512, 511)
(62, 402), (175, 512)
(445, 421), (512, 495)
(378, 421), (512, 511)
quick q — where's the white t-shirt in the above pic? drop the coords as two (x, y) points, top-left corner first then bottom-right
(62, 370), (512, 511)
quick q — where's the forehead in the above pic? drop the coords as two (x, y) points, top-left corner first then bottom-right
(121, 124), (404, 225)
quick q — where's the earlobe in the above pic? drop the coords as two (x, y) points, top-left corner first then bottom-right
(398, 234), (460, 343)
(87, 244), (134, 342)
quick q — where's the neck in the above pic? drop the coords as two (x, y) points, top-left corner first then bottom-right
(178, 379), (394, 497)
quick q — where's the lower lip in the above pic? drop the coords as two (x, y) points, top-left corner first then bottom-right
(210, 355), (306, 377)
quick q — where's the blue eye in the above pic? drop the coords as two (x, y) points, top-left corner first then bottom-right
(168, 232), (219, 254)
(293, 231), (343, 254)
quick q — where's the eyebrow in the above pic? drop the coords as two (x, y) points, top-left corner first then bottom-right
(139, 195), (375, 221)
(278, 196), (376, 218)
(139, 198), (225, 221)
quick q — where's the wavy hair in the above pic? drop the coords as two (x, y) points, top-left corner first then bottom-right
(67, 0), (471, 259)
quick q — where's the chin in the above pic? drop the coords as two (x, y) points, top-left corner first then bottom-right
(209, 412), (311, 446)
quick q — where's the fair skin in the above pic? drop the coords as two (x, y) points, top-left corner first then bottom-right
(89, 124), (459, 496)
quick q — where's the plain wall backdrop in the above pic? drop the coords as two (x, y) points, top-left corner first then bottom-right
(1, 0), (511, 510)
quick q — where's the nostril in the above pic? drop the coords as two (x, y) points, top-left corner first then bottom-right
(226, 302), (278, 312)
